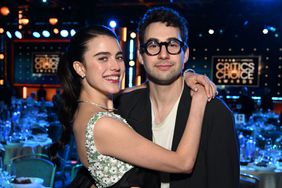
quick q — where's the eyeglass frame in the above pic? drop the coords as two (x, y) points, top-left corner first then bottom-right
(140, 38), (188, 56)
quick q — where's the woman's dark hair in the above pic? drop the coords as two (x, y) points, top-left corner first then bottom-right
(57, 25), (118, 129)
(138, 6), (189, 46)
(49, 25), (118, 163)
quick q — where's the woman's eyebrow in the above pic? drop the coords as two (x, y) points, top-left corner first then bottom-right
(93, 52), (111, 57)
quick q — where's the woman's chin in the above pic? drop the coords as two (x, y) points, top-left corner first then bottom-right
(108, 88), (121, 95)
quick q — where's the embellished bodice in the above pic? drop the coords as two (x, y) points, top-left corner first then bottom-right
(85, 111), (134, 188)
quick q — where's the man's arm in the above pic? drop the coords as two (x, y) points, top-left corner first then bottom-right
(206, 99), (240, 188)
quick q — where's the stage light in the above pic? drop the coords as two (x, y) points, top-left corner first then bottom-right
(49, 18), (58, 25)
(208, 29), (214, 35)
(136, 75), (141, 86)
(128, 67), (133, 88)
(129, 39), (134, 60)
(219, 29), (224, 34)
(252, 96), (261, 100)
(20, 18), (29, 25)
(60, 30), (69, 37)
(226, 95), (239, 99)
(275, 33), (279, 37)
(120, 27), (127, 42)
(0, 6), (10, 16)
(42, 30), (50, 38)
(262, 28), (268, 34)
(6, 31), (12, 38)
(272, 97), (282, 101)
(0, 54), (4, 60)
(130, 32), (136, 39)
(53, 28), (59, 34)
(267, 26), (276, 32)
(129, 60), (135, 66)
(243, 20), (249, 26)
(32, 31), (41, 38)
(0, 28), (4, 34)
(23, 87), (27, 99)
(42, 0), (47, 3)
(109, 20), (117, 28)
(70, 29), (76, 36)
(14, 31), (23, 39)
(18, 11), (22, 19)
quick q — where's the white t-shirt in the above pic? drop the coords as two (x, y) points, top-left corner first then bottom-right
(151, 85), (183, 188)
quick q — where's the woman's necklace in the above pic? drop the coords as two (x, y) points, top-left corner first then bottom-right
(77, 100), (117, 112)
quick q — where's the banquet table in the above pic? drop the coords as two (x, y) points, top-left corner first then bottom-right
(2, 137), (52, 166)
(241, 165), (282, 188)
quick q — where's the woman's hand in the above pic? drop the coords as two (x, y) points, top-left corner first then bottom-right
(190, 84), (209, 104)
(184, 70), (217, 101)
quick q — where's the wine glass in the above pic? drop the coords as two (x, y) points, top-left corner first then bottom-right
(6, 163), (16, 183)
(0, 158), (14, 188)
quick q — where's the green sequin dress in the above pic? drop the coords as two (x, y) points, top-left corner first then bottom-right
(85, 112), (134, 188)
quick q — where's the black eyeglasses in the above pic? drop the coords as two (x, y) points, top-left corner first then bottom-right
(140, 38), (187, 56)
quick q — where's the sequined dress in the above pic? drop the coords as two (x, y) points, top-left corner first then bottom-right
(85, 111), (160, 188)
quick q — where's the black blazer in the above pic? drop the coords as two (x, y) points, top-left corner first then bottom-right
(117, 84), (240, 188)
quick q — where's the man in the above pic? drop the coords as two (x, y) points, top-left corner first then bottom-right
(69, 6), (239, 188)
(117, 7), (239, 188)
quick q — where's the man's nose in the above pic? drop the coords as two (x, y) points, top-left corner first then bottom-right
(158, 45), (169, 59)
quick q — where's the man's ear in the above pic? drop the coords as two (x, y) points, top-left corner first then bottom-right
(184, 47), (189, 65)
(73, 61), (86, 78)
(137, 49), (144, 65)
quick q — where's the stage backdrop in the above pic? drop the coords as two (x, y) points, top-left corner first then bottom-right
(212, 56), (260, 86)
(11, 39), (69, 85)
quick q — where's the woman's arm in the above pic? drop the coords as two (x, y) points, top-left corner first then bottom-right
(183, 70), (217, 101)
(121, 71), (217, 100)
(93, 85), (207, 173)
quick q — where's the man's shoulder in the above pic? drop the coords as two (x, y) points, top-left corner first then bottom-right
(207, 97), (233, 115)
(120, 87), (148, 100)
(115, 87), (148, 110)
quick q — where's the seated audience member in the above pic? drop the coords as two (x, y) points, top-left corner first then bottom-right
(237, 87), (255, 121)
(37, 84), (47, 101)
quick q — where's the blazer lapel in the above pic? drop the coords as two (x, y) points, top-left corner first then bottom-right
(143, 87), (153, 140)
(126, 87), (153, 140)
(171, 84), (192, 151)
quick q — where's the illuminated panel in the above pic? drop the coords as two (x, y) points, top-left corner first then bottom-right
(33, 54), (60, 74)
(12, 39), (69, 85)
(212, 56), (260, 86)
(136, 75), (141, 85)
(128, 67), (133, 88)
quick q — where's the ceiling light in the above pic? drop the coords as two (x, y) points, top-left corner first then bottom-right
(42, 30), (50, 37)
(70, 29), (76, 36)
(0, 6), (10, 16)
(109, 20), (117, 28)
(49, 18), (58, 25)
(32, 32), (41, 38)
(15, 31), (23, 39)
(60, 30), (69, 37)
(6, 31), (12, 38)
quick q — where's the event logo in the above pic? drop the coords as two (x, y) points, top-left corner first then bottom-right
(212, 56), (260, 86)
(33, 53), (60, 74)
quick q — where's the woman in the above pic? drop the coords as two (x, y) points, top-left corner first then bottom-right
(58, 25), (208, 188)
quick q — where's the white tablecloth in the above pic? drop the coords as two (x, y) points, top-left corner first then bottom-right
(241, 165), (282, 188)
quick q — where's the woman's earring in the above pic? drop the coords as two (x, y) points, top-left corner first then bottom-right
(81, 75), (86, 79)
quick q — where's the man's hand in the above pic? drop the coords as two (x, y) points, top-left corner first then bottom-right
(184, 70), (218, 102)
